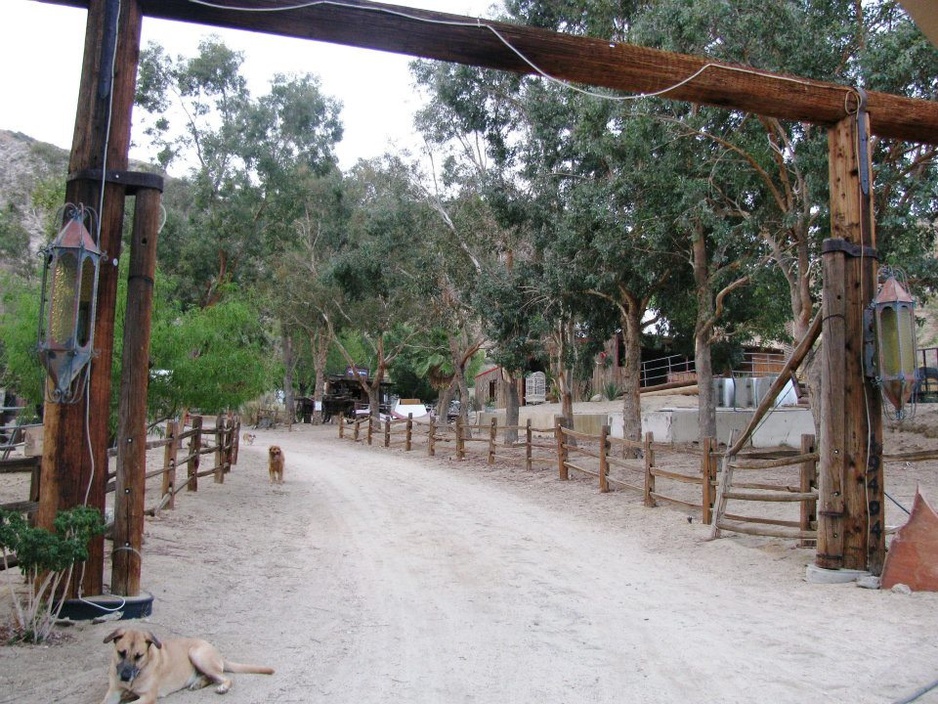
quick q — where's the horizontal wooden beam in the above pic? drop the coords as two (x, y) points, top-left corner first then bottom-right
(33, 0), (938, 144)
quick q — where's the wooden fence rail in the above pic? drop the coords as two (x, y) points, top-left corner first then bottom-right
(340, 414), (721, 520)
(330, 413), (927, 543)
(341, 414), (558, 471)
(0, 414), (240, 519)
(710, 434), (819, 542)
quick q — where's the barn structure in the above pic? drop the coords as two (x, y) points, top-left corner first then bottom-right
(29, 0), (938, 603)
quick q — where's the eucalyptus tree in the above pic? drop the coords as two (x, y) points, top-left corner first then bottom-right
(263, 170), (349, 424)
(629, 0), (938, 432)
(534, 90), (686, 444)
(323, 155), (440, 417)
(135, 38), (343, 308)
(415, 54), (635, 435)
(514, 0), (938, 442)
(412, 60), (535, 429)
(135, 37), (345, 419)
(859, 1), (938, 290)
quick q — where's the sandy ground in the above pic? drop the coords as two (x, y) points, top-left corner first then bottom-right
(2, 397), (938, 704)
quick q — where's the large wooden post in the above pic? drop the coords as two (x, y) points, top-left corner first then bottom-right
(112, 185), (162, 597)
(37, 0), (143, 599)
(817, 106), (885, 574)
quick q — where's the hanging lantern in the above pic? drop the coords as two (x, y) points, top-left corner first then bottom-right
(867, 273), (918, 418)
(37, 204), (104, 403)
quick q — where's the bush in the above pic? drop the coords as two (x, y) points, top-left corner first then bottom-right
(0, 506), (105, 643)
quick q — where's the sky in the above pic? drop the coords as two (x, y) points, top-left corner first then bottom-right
(1, 0), (499, 171)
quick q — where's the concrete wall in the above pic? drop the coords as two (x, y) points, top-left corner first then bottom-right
(477, 406), (815, 448)
(477, 412), (610, 436)
(633, 407), (815, 448)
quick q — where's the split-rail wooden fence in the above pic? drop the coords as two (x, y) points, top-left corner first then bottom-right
(343, 411), (938, 544)
(0, 414), (241, 520)
(340, 414), (728, 521)
(341, 414), (558, 471)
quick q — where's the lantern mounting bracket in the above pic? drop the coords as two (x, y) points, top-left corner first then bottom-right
(67, 169), (164, 195)
(821, 238), (878, 259)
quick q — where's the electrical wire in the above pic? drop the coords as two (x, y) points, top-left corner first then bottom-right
(81, 0), (121, 511)
(185, 0), (856, 106)
(75, 0), (123, 603)
(885, 490), (911, 516)
(855, 92), (876, 566)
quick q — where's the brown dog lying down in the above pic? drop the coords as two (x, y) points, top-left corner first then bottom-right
(101, 628), (274, 703)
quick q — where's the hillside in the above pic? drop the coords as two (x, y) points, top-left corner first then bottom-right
(0, 129), (69, 248)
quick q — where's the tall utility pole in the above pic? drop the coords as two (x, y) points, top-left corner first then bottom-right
(819, 107), (885, 573)
(37, 0), (143, 598)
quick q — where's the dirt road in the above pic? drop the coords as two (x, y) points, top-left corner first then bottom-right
(2, 423), (938, 703)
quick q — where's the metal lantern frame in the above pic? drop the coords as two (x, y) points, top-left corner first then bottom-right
(37, 203), (104, 404)
(865, 269), (919, 419)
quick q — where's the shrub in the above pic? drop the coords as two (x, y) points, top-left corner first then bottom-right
(0, 506), (105, 643)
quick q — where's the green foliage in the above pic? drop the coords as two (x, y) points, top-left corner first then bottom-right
(0, 204), (33, 274)
(389, 328), (453, 402)
(149, 297), (278, 416)
(0, 506), (105, 643)
(474, 268), (546, 375)
(0, 273), (43, 412)
(30, 177), (67, 237)
(136, 39), (344, 309)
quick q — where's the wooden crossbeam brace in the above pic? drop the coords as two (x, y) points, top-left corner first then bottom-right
(34, 0), (938, 144)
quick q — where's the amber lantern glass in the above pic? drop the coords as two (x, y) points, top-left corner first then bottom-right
(37, 206), (103, 403)
(872, 276), (918, 417)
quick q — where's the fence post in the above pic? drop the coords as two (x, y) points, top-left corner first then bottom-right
(367, 416), (374, 445)
(701, 436), (715, 523)
(338, 414), (345, 439)
(599, 424), (609, 493)
(384, 417), (391, 448)
(643, 431), (656, 507)
(353, 418), (361, 442)
(525, 419), (532, 471)
(488, 417), (497, 465)
(556, 418), (569, 480)
(428, 416), (436, 457)
(187, 415), (202, 492)
(800, 434), (818, 547)
(162, 420), (179, 509)
(406, 414), (413, 452)
(231, 414), (241, 466)
(214, 414), (225, 484)
(224, 413), (236, 474)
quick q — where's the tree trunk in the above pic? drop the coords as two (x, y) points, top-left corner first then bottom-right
(550, 320), (576, 428)
(696, 335), (715, 441)
(311, 327), (330, 425)
(503, 368), (520, 444)
(438, 381), (456, 424)
(559, 369), (574, 424)
(693, 234), (717, 442)
(282, 332), (295, 430)
(620, 306), (643, 453)
(456, 366), (471, 426)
